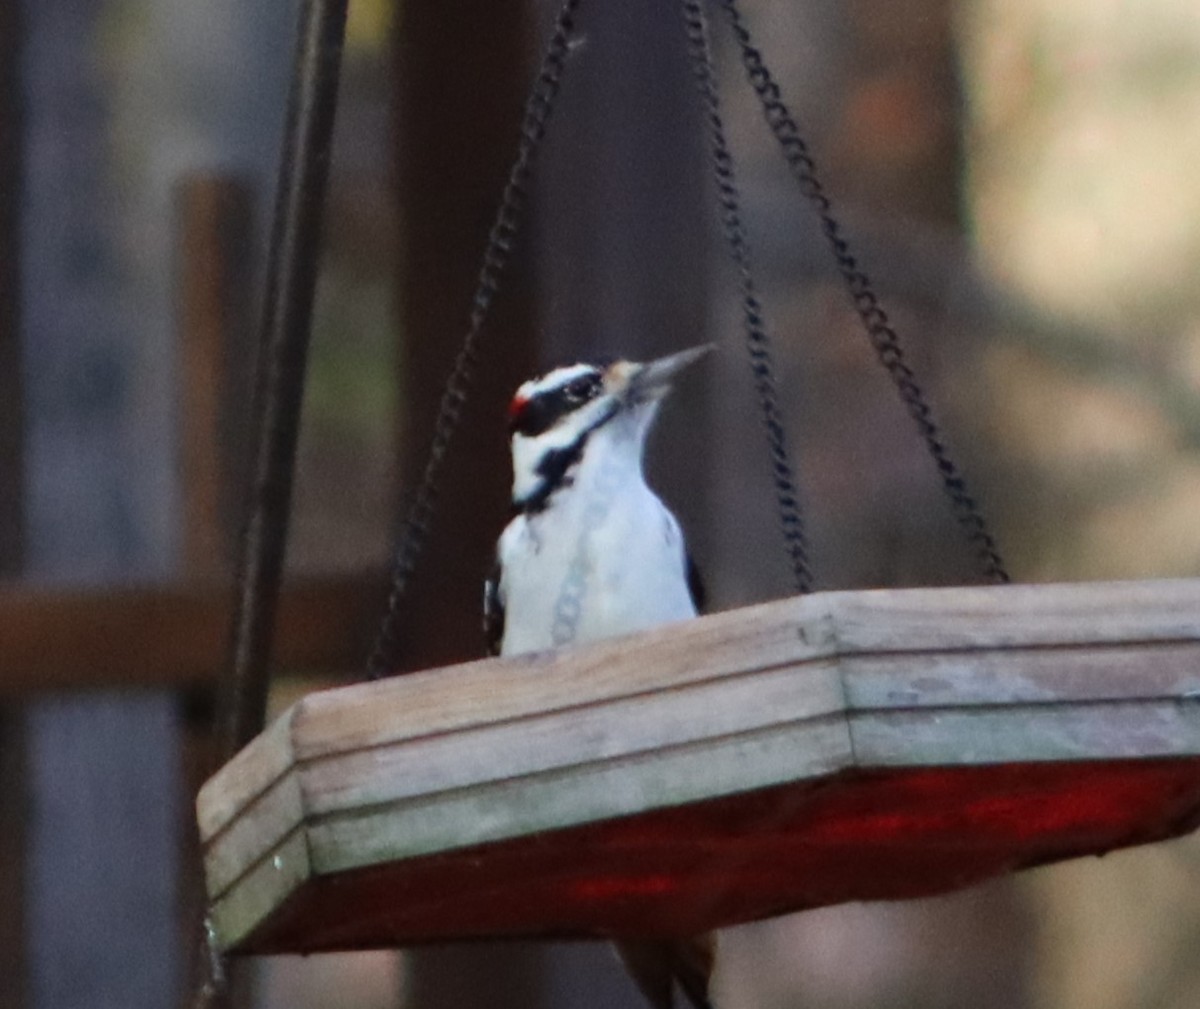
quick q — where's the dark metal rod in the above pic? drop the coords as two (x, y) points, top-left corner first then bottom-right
(190, 2), (347, 1005)
(216, 0), (349, 761)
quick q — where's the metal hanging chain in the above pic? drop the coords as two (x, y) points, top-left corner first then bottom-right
(367, 0), (584, 679)
(681, 0), (814, 595)
(713, 0), (1009, 585)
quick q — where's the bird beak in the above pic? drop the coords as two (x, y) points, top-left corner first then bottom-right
(621, 344), (714, 404)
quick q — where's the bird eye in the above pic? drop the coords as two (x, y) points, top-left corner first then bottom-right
(565, 376), (599, 402)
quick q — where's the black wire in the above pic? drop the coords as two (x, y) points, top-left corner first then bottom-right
(713, 0), (1009, 586)
(680, 0), (813, 595)
(367, 0), (584, 679)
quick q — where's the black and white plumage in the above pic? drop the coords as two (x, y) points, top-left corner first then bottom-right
(484, 345), (715, 1009)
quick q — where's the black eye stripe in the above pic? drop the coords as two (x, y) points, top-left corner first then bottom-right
(564, 375), (601, 400)
(509, 374), (602, 437)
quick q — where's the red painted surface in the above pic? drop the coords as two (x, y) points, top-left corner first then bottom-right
(239, 757), (1200, 953)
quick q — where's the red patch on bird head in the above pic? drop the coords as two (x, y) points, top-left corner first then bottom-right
(508, 395), (529, 427)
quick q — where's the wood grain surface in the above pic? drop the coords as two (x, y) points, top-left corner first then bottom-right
(197, 579), (1200, 953)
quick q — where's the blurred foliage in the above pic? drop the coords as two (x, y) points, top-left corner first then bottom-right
(959, 4), (1200, 1009)
(307, 273), (396, 440)
(346, 0), (394, 55)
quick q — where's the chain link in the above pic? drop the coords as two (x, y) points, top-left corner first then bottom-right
(372, 0), (1007, 678)
(714, 0), (1008, 585)
(367, 0), (584, 678)
(681, 0), (814, 595)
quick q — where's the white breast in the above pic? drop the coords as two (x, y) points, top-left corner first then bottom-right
(497, 458), (696, 657)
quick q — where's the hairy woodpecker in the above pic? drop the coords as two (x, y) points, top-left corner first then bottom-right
(485, 345), (715, 1009)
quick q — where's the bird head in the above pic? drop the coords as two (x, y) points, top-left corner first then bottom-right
(507, 344), (712, 511)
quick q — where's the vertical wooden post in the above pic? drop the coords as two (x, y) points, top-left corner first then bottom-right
(176, 177), (256, 579)
(389, 0), (539, 673)
(175, 174), (257, 1009)
(393, 1), (543, 1007)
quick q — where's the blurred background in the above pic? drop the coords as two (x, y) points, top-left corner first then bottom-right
(3, 0), (1200, 1007)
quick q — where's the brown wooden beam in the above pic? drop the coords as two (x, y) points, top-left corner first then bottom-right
(176, 176), (256, 579)
(0, 573), (387, 694)
(391, 4), (545, 1006)
(387, 0), (538, 676)
(175, 172), (259, 1009)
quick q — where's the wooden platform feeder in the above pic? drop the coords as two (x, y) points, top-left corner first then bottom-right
(198, 578), (1200, 955)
